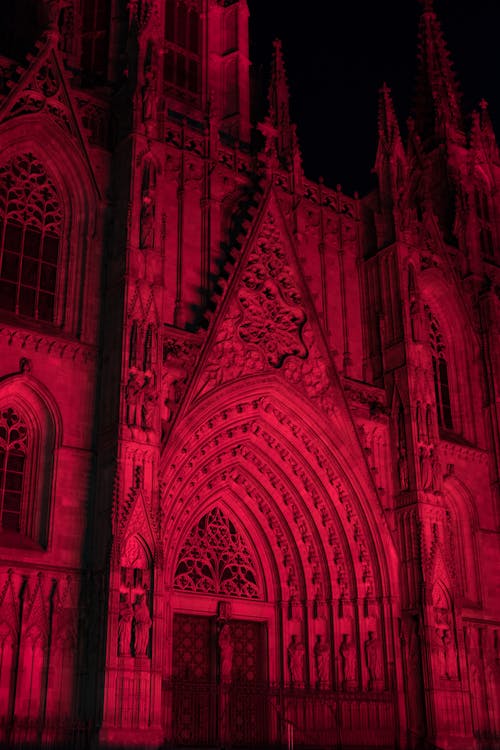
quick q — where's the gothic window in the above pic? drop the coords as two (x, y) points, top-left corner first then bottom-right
(81, 0), (111, 79)
(174, 507), (260, 599)
(427, 307), (453, 431)
(474, 187), (494, 258)
(0, 154), (62, 323)
(143, 324), (154, 371)
(164, 0), (201, 102)
(0, 408), (27, 533)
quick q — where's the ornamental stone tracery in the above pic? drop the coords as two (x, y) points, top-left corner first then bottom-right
(174, 507), (260, 599)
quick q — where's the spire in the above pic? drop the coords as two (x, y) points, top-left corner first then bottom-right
(414, 0), (464, 144)
(374, 84), (407, 208)
(267, 39), (295, 166)
(377, 83), (404, 157)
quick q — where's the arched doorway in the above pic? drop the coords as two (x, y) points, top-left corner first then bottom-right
(168, 505), (272, 747)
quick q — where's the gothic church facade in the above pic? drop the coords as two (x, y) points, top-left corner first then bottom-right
(0, 1), (499, 749)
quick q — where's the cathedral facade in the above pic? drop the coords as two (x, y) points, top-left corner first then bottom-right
(0, 2), (499, 749)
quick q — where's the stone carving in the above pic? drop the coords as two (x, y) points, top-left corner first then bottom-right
(141, 374), (157, 430)
(340, 633), (357, 686)
(139, 161), (156, 249)
(218, 622), (233, 683)
(314, 635), (330, 686)
(288, 635), (305, 684)
(365, 631), (383, 688)
(398, 447), (409, 490)
(125, 371), (144, 427)
(118, 592), (133, 656)
(419, 447), (433, 491)
(133, 593), (151, 657)
(430, 449), (442, 492)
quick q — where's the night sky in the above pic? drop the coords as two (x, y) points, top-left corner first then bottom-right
(248, 0), (500, 196)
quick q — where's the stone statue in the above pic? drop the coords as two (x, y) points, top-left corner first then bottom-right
(314, 635), (330, 685)
(443, 628), (456, 679)
(133, 593), (151, 656)
(340, 633), (357, 684)
(365, 631), (383, 687)
(125, 371), (143, 426)
(419, 447), (433, 491)
(118, 592), (133, 656)
(140, 191), (155, 249)
(430, 449), (443, 492)
(141, 375), (157, 430)
(288, 635), (305, 684)
(218, 622), (233, 683)
(398, 447), (409, 490)
(433, 627), (446, 677)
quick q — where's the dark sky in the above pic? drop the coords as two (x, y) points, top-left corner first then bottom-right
(248, 0), (500, 195)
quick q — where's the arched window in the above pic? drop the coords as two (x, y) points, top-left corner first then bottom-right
(164, 0), (201, 103)
(0, 407), (27, 532)
(0, 154), (62, 323)
(0, 386), (56, 547)
(427, 306), (453, 430)
(474, 187), (494, 258)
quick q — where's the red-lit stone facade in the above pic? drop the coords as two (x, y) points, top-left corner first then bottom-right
(0, 2), (499, 749)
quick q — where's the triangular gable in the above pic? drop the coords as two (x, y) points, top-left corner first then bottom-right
(0, 33), (97, 188)
(178, 188), (380, 474)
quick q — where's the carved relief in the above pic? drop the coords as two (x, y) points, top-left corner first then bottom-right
(288, 634), (305, 685)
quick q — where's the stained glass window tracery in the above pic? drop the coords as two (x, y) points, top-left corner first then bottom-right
(174, 507), (260, 599)
(0, 154), (62, 322)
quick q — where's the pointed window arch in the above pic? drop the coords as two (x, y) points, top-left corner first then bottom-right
(426, 306), (453, 430)
(174, 507), (260, 599)
(0, 154), (62, 323)
(0, 407), (27, 532)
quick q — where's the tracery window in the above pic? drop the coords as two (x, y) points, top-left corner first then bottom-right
(174, 507), (260, 599)
(427, 307), (453, 430)
(0, 408), (27, 533)
(81, 0), (111, 79)
(474, 187), (494, 258)
(0, 154), (62, 323)
(164, 0), (201, 103)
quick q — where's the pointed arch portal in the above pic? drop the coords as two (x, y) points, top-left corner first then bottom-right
(161, 377), (400, 748)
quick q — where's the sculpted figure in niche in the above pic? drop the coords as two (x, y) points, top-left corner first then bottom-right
(430, 449), (443, 492)
(419, 447), (433, 491)
(125, 371), (143, 427)
(141, 375), (157, 430)
(365, 631), (383, 688)
(218, 622), (233, 683)
(133, 593), (152, 656)
(398, 447), (409, 490)
(288, 635), (305, 684)
(314, 635), (330, 686)
(443, 628), (457, 679)
(433, 627), (447, 677)
(139, 160), (156, 249)
(340, 633), (357, 685)
(118, 592), (133, 656)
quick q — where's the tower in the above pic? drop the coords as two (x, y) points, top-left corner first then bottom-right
(0, 2), (498, 750)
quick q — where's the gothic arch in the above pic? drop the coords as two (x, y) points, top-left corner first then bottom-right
(161, 377), (400, 693)
(0, 373), (61, 546)
(0, 116), (100, 335)
(442, 475), (481, 604)
(419, 269), (481, 441)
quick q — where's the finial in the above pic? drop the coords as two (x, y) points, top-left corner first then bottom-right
(419, 0), (435, 12)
